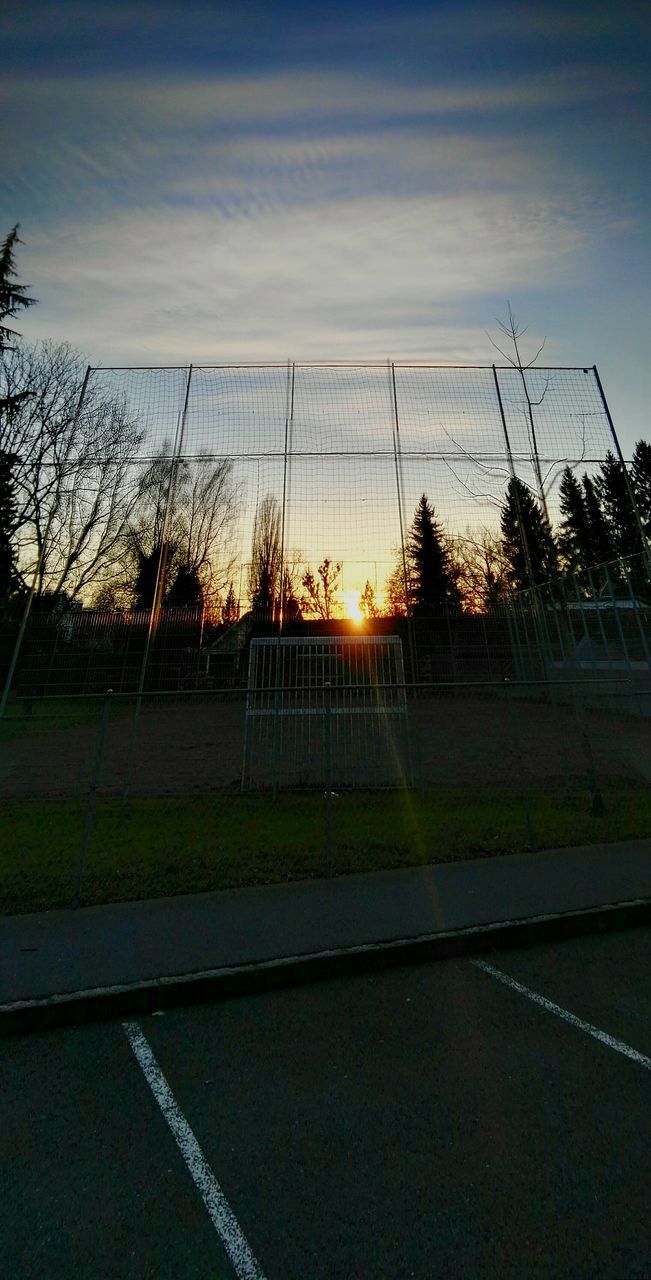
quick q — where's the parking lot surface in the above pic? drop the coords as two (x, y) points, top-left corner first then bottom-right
(4, 926), (651, 1278)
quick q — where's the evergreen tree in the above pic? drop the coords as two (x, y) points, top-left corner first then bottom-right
(558, 467), (593, 573)
(632, 440), (651, 537)
(167, 563), (203, 607)
(596, 451), (641, 560)
(581, 474), (616, 566)
(500, 476), (557, 591)
(222, 582), (239, 626)
(406, 494), (458, 614)
(0, 226), (36, 353)
(132, 540), (172, 610)
(1, 228), (36, 604)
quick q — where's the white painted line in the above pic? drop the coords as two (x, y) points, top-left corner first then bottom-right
(472, 959), (651, 1071)
(123, 1020), (267, 1280)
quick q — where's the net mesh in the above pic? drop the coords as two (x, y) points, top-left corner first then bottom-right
(83, 362), (618, 617)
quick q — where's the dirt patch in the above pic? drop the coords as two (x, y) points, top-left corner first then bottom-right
(2, 691), (650, 798)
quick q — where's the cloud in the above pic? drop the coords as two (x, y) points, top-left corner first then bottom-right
(18, 186), (589, 364)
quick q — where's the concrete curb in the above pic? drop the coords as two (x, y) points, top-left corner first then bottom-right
(3, 896), (651, 1037)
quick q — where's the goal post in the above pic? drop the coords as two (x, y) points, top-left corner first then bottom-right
(241, 635), (411, 790)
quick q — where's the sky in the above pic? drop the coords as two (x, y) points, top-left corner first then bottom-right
(1, 0), (650, 453)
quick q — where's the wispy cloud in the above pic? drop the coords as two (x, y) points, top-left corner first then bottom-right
(20, 188), (589, 363)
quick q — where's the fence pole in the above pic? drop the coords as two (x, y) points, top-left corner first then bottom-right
(0, 365), (92, 721)
(592, 366), (651, 579)
(624, 558), (651, 668)
(122, 364), (193, 799)
(503, 677), (535, 849)
(75, 689), (112, 904)
(324, 680), (333, 864)
(389, 362), (417, 682)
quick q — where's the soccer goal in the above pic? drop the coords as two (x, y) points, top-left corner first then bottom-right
(241, 635), (411, 790)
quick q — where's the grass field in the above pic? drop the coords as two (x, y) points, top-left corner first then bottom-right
(2, 782), (650, 915)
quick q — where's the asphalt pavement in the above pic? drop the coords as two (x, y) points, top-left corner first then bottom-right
(4, 926), (651, 1279)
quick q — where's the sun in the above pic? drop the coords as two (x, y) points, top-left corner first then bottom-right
(341, 590), (364, 624)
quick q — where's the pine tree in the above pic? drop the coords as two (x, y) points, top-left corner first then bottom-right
(406, 494), (458, 614)
(581, 474), (616, 566)
(500, 476), (557, 591)
(596, 451), (641, 560)
(0, 226), (36, 353)
(167, 563), (203, 607)
(558, 467), (593, 573)
(222, 582), (239, 626)
(1, 228), (36, 601)
(632, 440), (651, 537)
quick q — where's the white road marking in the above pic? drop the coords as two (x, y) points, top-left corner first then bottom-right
(123, 1020), (267, 1280)
(472, 959), (651, 1071)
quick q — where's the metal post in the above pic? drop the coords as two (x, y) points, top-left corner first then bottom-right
(593, 365), (651, 577)
(271, 361), (295, 798)
(0, 365), (92, 721)
(492, 366), (537, 593)
(277, 360), (295, 631)
(75, 689), (112, 904)
(123, 365), (193, 798)
(324, 680), (333, 863)
(389, 361), (417, 682)
(623, 559), (651, 668)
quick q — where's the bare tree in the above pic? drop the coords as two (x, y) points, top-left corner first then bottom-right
(1, 342), (144, 601)
(125, 450), (238, 611)
(487, 303), (551, 521)
(453, 528), (510, 613)
(248, 494), (281, 620)
(384, 551), (408, 616)
(301, 557), (341, 620)
(359, 580), (380, 619)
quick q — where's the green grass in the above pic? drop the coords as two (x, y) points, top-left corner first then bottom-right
(1, 782), (650, 915)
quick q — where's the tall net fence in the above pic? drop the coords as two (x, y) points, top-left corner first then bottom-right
(77, 361), (622, 611)
(2, 363), (651, 916)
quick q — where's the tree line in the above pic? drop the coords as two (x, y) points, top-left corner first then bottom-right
(2, 227), (650, 626)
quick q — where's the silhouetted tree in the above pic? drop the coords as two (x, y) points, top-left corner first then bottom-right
(248, 495), (281, 620)
(0, 226), (36, 354)
(454, 529), (510, 612)
(0, 450), (21, 604)
(3, 342), (144, 600)
(0, 227), (36, 605)
(581, 474), (615, 566)
(359, 580), (380, 619)
(406, 494), (459, 614)
(384, 553), (408, 616)
(131, 540), (172, 610)
(596, 451), (642, 560)
(301, 558), (341, 619)
(221, 581), (239, 626)
(500, 476), (557, 591)
(167, 563), (203, 607)
(558, 467), (593, 573)
(632, 440), (651, 537)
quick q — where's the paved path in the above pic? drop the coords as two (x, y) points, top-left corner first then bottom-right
(2, 839), (650, 1010)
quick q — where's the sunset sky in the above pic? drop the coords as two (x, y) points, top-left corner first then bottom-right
(2, 0), (649, 463)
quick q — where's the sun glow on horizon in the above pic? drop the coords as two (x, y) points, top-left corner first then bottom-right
(341, 590), (364, 624)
